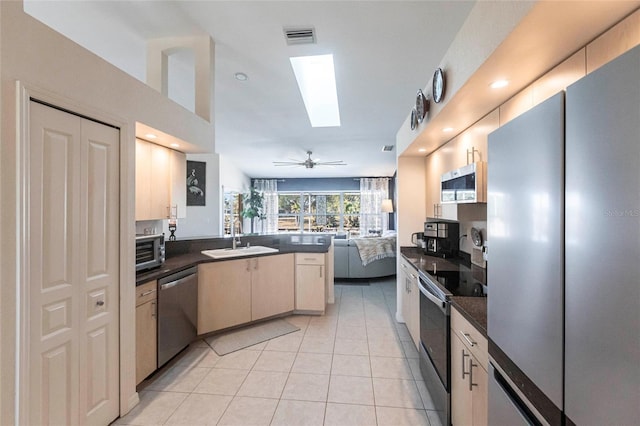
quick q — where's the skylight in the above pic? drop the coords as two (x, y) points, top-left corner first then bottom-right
(289, 54), (341, 127)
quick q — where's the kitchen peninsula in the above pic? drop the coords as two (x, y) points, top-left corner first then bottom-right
(134, 233), (334, 383)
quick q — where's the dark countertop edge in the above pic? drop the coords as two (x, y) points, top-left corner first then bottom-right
(400, 250), (488, 337)
(137, 246), (330, 285)
(450, 297), (487, 337)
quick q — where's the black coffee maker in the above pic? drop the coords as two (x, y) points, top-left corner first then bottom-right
(423, 218), (459, 258)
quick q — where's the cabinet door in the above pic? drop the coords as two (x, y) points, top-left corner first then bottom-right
(198, 260), (251, 334)
(169, 149), (186, 218)
(408, 274), (421, 350)
(325, 242), (335, 304)
(136, 300), (157, 384)
(149, 143), (171, 218)
(295, 264), (325, 312)
(399, 259), (410, 321)
(471, 360), (488, 426)
(252, 254), (294, 320)
(136, 139), (171, 220)
(451, 333), (473, 426)
(135, 139), (152, 220)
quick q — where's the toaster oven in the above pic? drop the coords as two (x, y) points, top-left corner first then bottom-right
(135, 234), (165, 272)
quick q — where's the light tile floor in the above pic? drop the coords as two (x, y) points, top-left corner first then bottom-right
(114, 278), (442, 426)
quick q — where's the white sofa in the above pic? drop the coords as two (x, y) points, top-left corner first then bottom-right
(333, 238), (396, 279)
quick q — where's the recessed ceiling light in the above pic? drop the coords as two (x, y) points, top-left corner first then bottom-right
(234, 72), (248, 81)
(490, 79), (509, 89)
(418, 148), (427, 153)
(290, 54), (341, 127)
(443, 127), (454, 132)
(171, 143), (180, 148)
(145, 133), (157, 139)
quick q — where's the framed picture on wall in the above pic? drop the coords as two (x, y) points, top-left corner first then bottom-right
(186, 160), (206, 206)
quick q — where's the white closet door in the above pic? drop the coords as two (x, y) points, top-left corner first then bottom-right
(28, 101), (120, 425)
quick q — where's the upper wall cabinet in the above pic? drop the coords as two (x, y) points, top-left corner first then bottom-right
(425, 111), (498, 220)
(136, 139), (186, 221)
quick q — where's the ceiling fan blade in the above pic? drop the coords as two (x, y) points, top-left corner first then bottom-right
(315, 161), (347, 165)
(273, 163), (303, 167)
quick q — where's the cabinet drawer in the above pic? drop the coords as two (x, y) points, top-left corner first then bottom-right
(136, 280), (157, 306)
(400, 258), (418, 275)
(295, 253), (325, 265)
(451, 306), (488, 370)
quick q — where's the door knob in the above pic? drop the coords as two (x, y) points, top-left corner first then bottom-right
(96, 300), (105, 306)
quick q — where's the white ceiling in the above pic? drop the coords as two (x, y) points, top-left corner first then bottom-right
(24, 0), (476, 178)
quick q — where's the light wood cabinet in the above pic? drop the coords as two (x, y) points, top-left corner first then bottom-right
(135, 138), (186, 220)
(135, 280), (157, 385)
(251, 254), (294, 320)
(400, 257), (420, 350)
(450, 306), (488, 426)
(169, 148), (187, 218)
(295, 253), (326, 313)
(198, 258), (252, 334)
(198, 254), (295, 334)
(325, 240), (335, 304)
(408, 272), (420, 349)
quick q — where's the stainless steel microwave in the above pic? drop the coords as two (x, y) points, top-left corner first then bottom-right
(135, 234), (165, 272)
(441, 161), (486, 204)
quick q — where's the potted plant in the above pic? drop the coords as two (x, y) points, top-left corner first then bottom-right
(241, 187), (264, 234)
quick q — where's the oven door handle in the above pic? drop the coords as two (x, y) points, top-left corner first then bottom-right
(418, 278), (447, 311)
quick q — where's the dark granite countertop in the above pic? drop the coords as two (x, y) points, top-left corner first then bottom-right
(450, 297), (487, 336)
(136, 234), (331, 285)
(400, 246), (487, 337)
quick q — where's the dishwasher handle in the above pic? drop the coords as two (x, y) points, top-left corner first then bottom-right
(158, 267), (198, 290)
(160, 274), (194, 290)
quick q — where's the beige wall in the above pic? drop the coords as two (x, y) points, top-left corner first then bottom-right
(0, 1), (216, 423)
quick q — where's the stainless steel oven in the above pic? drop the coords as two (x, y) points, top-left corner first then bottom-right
(418, 270), (451, 426)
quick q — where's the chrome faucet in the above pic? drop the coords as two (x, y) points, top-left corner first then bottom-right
(231, 215), (241, 249)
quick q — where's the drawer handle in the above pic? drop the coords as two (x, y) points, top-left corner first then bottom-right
(469, 359), (478, 391)
(462, 349), (470, 379)
(401, 263), (407, 269)
(460, 330), (477, 347)
(140, 289), (156, 297)
(304, 257), (316, 261)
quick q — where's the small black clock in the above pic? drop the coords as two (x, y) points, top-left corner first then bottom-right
(415, 89), (429, 123)
(432, 68), (445, 103)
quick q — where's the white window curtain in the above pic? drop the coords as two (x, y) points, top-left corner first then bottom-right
(359, 177), (389, 236)
(253, 179), (278, 234)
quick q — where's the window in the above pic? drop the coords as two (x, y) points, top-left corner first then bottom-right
(277, 191), (360, 235)
(223, 192), (242, 236)
(278, 193), (301, 232)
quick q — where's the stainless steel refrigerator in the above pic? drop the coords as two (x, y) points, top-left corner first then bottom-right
(487, 45), (640, 425)
(564, 45), (639, 426)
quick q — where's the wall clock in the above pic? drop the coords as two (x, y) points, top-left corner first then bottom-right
(410, 107), (418, 130)
(432, 68), (445, 103)
(415, 89), (429, 123)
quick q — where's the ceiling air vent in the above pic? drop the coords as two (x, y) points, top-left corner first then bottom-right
(382, 145), (395, 152)
(284, 27), (316, 45)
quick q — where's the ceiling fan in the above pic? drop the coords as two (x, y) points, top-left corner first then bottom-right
(273, 151), (347, 169)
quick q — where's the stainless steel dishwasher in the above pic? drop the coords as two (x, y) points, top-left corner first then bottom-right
(157, 266), (198, 367)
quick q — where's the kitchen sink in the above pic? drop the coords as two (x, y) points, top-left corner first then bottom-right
(201, 246), (279, 259)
